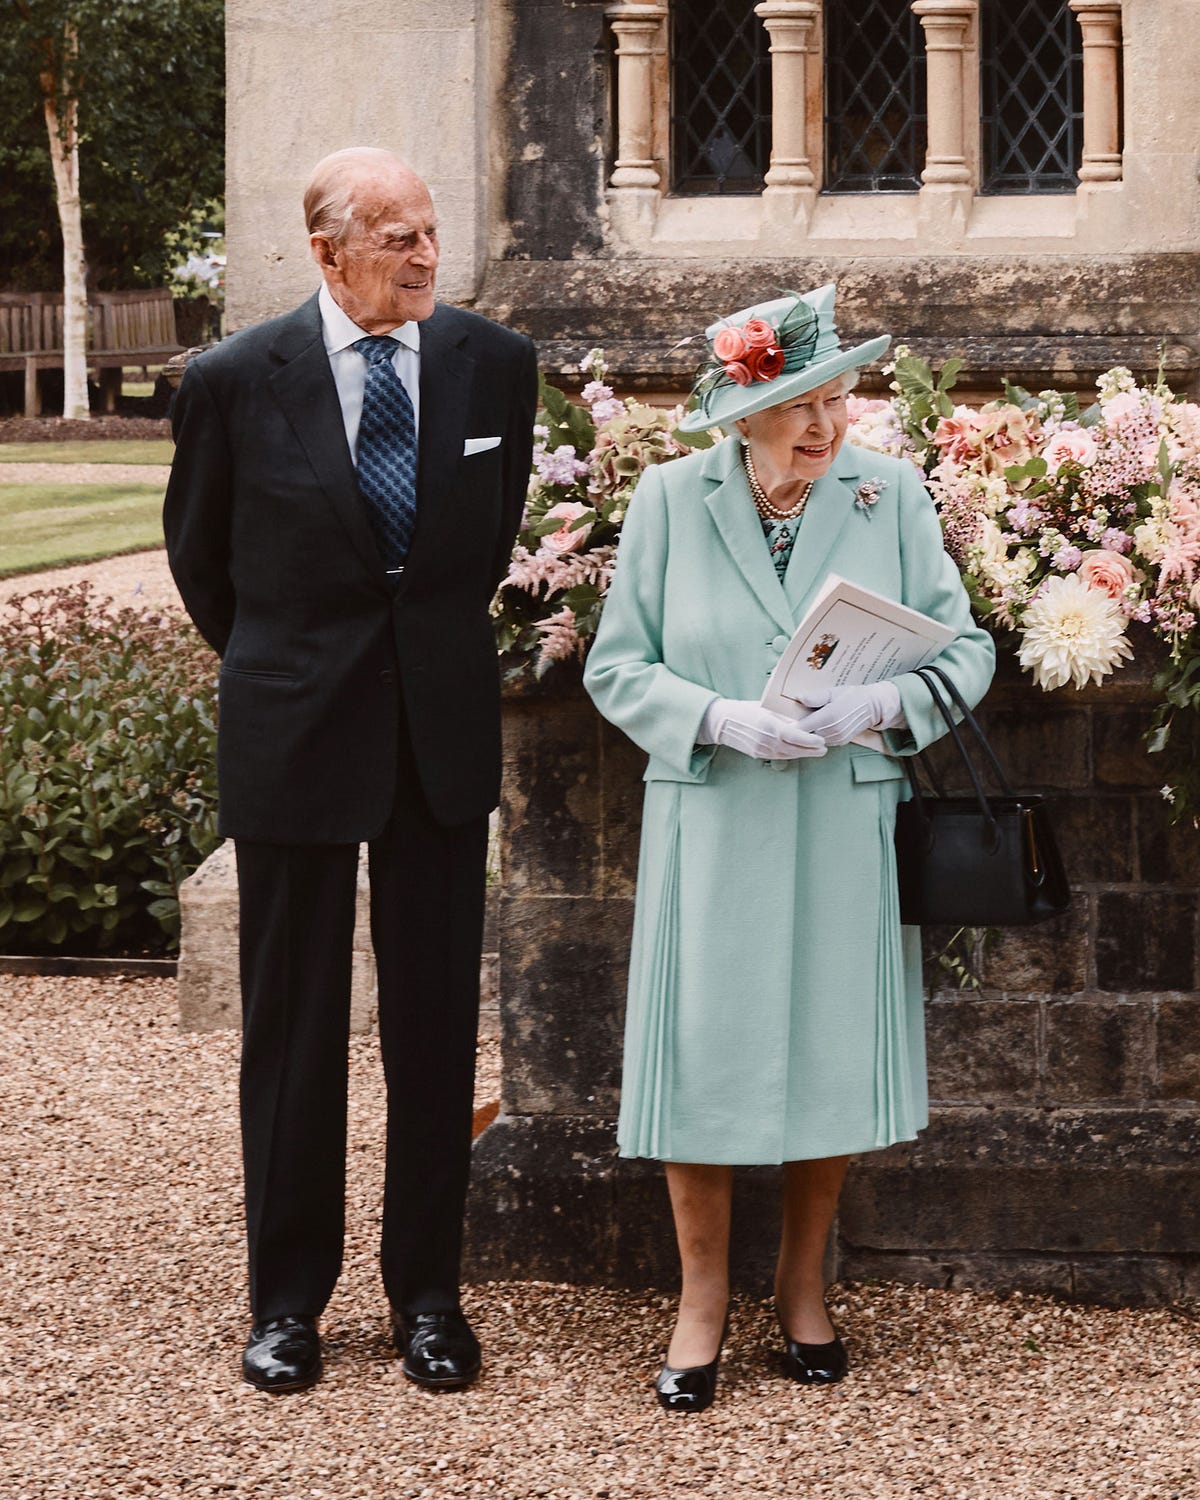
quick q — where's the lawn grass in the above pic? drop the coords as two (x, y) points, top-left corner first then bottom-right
(0, 439), (174, 465)
(0, 482), (166, 576)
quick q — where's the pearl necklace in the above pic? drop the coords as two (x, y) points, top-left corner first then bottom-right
(741, 442), (813, 523)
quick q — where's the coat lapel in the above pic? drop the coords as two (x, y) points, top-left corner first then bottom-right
(406, 304), (473, 572)
(267, 294), (386, 582)
(700, 438), (795, 636)
(783, 442), (863, 616)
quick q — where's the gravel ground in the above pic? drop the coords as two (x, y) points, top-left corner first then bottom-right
(2, 974), (1197, 1499)
(0, 462), (171, 486)
(0, 547), (179, 610)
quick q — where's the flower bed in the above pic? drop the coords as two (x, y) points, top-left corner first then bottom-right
(493, 350), (1200, 817)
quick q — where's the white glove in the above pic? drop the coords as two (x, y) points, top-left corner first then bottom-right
(697, 698), (827, 760)
(790, 681), (905, 747)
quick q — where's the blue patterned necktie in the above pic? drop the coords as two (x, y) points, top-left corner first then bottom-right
(353, 335), (417, 573)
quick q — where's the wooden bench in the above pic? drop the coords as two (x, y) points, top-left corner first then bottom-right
(0, 288), (184, 416)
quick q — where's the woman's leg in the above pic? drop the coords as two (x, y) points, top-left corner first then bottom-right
(774, 1155), (850, 1344)
(663, 1162), (734, 1367)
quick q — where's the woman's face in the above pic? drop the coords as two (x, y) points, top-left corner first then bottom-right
(735, 375), (850, 486)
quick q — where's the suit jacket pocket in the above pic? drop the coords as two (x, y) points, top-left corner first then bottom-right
(219, 665), (298, 683)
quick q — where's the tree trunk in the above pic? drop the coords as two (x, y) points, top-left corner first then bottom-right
(40, 22), (89, 421)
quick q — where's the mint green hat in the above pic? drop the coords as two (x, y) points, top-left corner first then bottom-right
(676, 283), (891, 433)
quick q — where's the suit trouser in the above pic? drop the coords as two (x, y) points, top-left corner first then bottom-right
(234, 733), (488, 1323)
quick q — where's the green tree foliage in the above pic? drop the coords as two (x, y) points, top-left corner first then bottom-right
(0, 0), (224, 291)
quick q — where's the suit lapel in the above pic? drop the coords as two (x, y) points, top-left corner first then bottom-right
(406, 304), (473, 572)
(267, 294), (385, 582)
(700, 438), (795, 636)
(783, 442), (863, 616)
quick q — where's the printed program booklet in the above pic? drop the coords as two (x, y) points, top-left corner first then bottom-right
(761, 573), (955, 751)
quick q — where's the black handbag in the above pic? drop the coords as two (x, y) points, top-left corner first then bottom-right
(893, 664), (1070, 927)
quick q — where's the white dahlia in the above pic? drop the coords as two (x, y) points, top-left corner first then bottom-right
(1017, 573), (1133, 691)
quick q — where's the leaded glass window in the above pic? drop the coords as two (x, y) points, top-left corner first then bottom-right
(823, 0), (927, 193)
(671, 0), (770, 194)
(980, 0), (1084, 193)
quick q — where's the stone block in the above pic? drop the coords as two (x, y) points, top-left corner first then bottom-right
(501, 697), (602, 898)
(839, 1107), (1200, 1257)
(921, 706), (1090, 794)
(177, 841), (377, 1033)
(926, 997), (1040, 1105)
(1043, 998), (1153, 1104)
(1136, 795), (1200, 886)
(1095, 892), (1196, 993)
(1069, 1255), (1188, 1308)
(981, 896), (1090, 994)
(498, 895), (631, 1115)
(599, 721), (647, 900)
(1054, 795), (1135, 884)
(1155, 998), (1200, 1101)
(836, 1248), (1075, 1300)
(1094, 707), (1165, 789)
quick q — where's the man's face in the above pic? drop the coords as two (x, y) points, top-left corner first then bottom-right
(316, 170), (439, 332)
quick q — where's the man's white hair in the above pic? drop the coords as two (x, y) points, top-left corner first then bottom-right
(303, 147), (414, 245)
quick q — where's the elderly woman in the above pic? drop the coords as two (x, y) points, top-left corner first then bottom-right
(583, 285), (995, 1413)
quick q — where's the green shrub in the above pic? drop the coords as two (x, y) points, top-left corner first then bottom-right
(0, 583), (218, 954)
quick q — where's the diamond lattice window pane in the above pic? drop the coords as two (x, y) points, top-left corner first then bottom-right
(980, 0), (1083, 193)
(824, 0), (927, 193)
(671, 0), (770, 194)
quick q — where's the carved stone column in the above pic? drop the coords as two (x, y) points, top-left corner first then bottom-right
(754, 0), (820, 203)
(913, 0), (976, 187)
(607, 2), (668, 190)
(1069, 0), (1123, 183)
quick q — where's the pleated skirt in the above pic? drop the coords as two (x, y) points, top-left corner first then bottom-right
(616, 745), (927, 1165)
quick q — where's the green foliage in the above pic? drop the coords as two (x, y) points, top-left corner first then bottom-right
(0, 583), (218, 953)
(0, 0), (224, 290)
(1148, 651), (1200, 826)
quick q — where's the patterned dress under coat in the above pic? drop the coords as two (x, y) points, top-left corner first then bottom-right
(583, 436), (996, 1165)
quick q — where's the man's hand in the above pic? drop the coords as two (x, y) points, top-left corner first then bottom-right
(789, 682), (904, 747)
(698, 699), (827, 760)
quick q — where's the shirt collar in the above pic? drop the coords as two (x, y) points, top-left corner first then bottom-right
(318, 281), (421, 357)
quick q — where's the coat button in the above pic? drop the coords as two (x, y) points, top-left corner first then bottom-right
(380, 669), (395, 683)
(771, 634), (789, 653)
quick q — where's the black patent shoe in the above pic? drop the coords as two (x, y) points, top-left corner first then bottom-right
(391, 1309), (481, 1390)
(655, 1323), (726, 1414)
(781, 1333), (849, 1385)
(242, 1314), (322, 1392)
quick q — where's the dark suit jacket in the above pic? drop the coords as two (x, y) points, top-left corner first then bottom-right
(163, 293), (537, 841)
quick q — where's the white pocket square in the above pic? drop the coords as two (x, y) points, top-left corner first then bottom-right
(463, 435), (502, 455)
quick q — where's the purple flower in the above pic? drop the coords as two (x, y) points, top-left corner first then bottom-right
(1100, 527), (1134, 554)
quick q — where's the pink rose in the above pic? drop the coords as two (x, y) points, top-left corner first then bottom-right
(1043, 428), (1098, 470)
(741, 318), (776, 350)
(932, 410), (984, 464)
(723, 360), (753, 386)
(712, 325), (749, 362)
(540, 501), (593, 555)
(1078, 549), (1136, 599)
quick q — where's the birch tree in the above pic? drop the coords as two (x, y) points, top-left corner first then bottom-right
(1, 1), (223, 417)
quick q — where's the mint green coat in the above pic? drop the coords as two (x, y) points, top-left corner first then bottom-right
(583, 437), (995, 1164)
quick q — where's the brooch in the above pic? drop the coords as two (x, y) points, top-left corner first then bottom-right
(854, 478), (887, 516)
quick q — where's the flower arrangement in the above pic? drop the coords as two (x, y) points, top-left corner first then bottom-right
(492, 351), (709, 675)
(861, 353), (1200, 816)
(689, 295), (818, 420)
(493, 348), (1200, 816)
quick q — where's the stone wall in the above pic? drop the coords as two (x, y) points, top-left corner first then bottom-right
(463, 647), (1200, 1305)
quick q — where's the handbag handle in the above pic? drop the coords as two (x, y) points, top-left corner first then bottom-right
(903, 667), (1000, 838)
(918, 664), (1013, 796)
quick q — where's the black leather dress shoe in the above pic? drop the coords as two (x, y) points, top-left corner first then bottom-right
(242, 1315), (322, 1392)
(781, 1333), (849, 1385)
(391, 1309), (481, 1390)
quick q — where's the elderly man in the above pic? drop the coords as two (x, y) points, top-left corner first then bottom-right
(164, 148), (537, 1392)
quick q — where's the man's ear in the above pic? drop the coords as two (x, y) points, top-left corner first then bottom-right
(310, 235), (339, 274)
